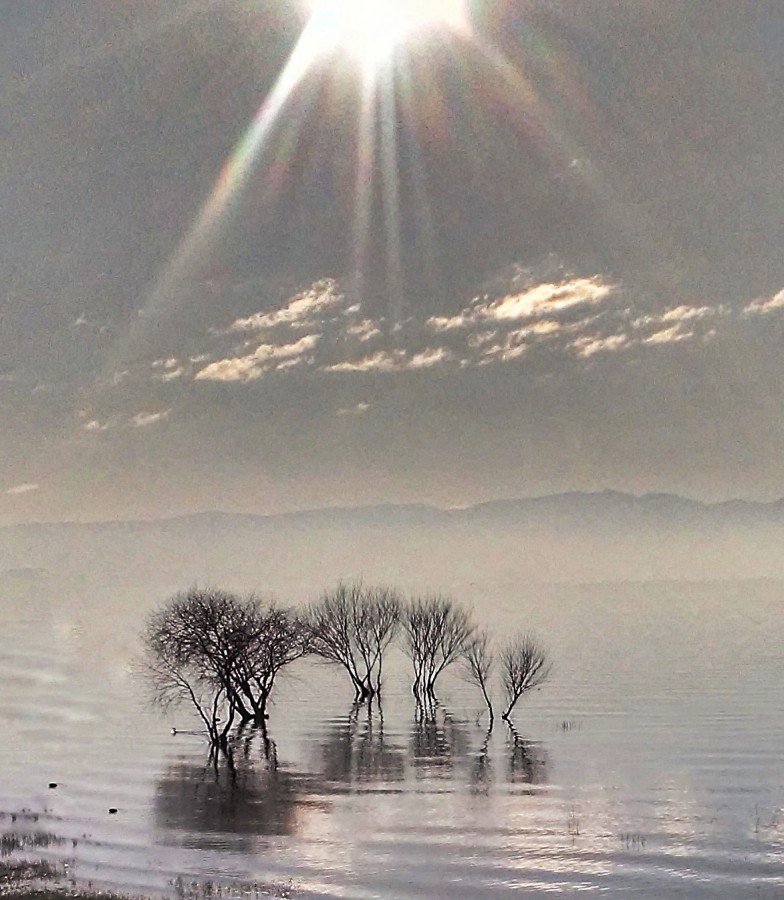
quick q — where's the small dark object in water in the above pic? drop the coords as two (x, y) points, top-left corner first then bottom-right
(48, 783), (57, 789)
(108, 808), (118, 814)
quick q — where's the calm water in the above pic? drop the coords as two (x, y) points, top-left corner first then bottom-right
(2, 577), (784, 898)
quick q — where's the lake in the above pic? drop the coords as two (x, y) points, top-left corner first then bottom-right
(2, 576), (784, 898)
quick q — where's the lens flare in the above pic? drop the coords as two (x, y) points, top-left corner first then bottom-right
(307, 0), (469, 65)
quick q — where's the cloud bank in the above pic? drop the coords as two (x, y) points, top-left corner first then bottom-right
(167, 266), (769, 385)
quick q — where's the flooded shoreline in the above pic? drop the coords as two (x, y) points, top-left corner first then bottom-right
(3, 579), (784, 897)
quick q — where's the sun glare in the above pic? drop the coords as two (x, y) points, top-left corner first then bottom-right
(307, 0), (469, 65)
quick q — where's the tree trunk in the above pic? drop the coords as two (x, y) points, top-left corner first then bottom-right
(253, 692), (269, 726)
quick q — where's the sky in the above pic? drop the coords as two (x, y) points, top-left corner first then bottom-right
(3, 0), (784, 523)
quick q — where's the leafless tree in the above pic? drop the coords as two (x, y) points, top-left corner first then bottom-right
(463, 628), (495, 728)
(142, 588), (309, 748)
(403, 594), (475, 700)
(364, 585), (402, 696)
(144, 620), (231, 748)
(231, 602), (311, 724)
(307, 582), (402, 701)
(144, 589), (239, 747)
(500, 633), (551, 722)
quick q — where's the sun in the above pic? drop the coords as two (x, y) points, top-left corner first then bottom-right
(306, 0), (470, 66)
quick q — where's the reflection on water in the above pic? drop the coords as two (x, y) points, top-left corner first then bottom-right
(155, 757), (315, 847)
(470, 728), (494, 795)
(5, 579), (784, 897)
(409, 703), (471, 778)
(154, 706), (551, 852)
(316, 703), (406, 786)
(506, 725), (548, 787)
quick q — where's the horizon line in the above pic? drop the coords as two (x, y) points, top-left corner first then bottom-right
(1, 487), (781, 530)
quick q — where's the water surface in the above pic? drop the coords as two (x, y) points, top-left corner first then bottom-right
(2, 577), (784, 897)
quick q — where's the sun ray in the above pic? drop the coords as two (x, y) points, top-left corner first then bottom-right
(121, 0), (477, 369)
(467, 31), (689, 299)
(378, 70), (406, 322)
(124, 0), (643, 373)
(351, 65), (379, 300)
(116, 13), (331, 368)
(395, 50), (444, 303)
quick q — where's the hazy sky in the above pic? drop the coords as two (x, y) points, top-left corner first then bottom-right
(3, 0), (784, 522)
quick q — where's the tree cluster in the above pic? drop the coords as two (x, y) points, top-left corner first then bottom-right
(142, 582), (550, 749)
(143, 588), (309, 749)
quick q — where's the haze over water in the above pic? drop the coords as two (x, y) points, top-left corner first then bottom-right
(3, 559), (784, 898)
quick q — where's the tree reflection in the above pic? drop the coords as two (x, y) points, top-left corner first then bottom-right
(154, 728), (324, 849)
(409, 701), (470, 777)
(318, 702), (406, 786)
(505, 723), (548, 786)
(469, 727), (494, 795)
(154, 711), (550, 851)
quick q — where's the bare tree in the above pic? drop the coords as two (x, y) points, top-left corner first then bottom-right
(463, 628), (495, 728)
(144, 619), (231, 747)
(144, 588), (241, 748)
(403, 594), (475, 700)
(307, 582), (402, 701)
(142, 588), (309, 748)
(364, 585), (402, 696)
(500, 633), (551, 722)
(231, 603), (311, 724)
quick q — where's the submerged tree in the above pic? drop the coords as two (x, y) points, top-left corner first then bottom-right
(143, 587), (309, 749)
(500, 633), (551, 722)
(403, 594), (475, 700)
(307, 582), (402, 701)
(144, 612), (232, 748)
(463, 628), (495, 728)
(232, 602), (311, 723)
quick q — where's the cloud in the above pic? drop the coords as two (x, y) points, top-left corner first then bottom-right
(346, 320), (382, 342)
(477, 334), (529, 364)
(83, 419), (111, 432)
(566, 303), (721, 359)
(572, 334), (630, 358)
(185, 270), (619, 383)
(336, 402), (371, 416)
(632, 305), (718, 329)
(70, 313), (109, 334)
(122, 271), (784, 407)
(155, 366), (185, 382)
(195, 334), (320, 382)
(326, 351), (407, 373)
(6, 483), (39, 496)
(428, 276), (614, 332)
(489, 278), (613, 321)
(660, 305), (715, 323)
(132, 409), (171, 427)
(325, 347), (452, 373)
(745, 290), (784, 316)
(645, 325), (694, 345)
(409, 347), (453, 369)
(191, 271), (717, 380)
(228, 280), (347, 333)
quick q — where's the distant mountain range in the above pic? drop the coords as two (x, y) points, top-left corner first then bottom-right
(6, 489), (784, 535)
(3, 491), (784, 591)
